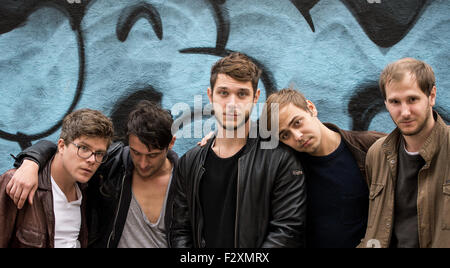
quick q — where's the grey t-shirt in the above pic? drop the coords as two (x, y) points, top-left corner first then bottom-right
(117, 174), (172, 248)
(391, 138), (424, 248)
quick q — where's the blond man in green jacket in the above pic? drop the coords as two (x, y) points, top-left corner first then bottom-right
(359, 58), (450, 248)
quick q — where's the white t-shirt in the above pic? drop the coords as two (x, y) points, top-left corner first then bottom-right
(51, 177), (82, 248)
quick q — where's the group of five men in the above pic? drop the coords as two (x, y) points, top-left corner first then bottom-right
(0, 53), (448, 248)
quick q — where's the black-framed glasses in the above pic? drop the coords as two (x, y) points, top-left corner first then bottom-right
(72, 142), (108, 163)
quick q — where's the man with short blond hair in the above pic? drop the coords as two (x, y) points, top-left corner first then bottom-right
(264, 87), (385, 248)
(359, 58), (450, 248)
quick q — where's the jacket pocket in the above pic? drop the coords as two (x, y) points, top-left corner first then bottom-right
(442, 183), (450, 230)
(16, 228), (46, 248)
(367, 183), (384, 228)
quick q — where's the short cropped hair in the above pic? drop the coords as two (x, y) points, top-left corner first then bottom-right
(379, 58), (436, 99)
(210, 52), (262, 94)
(60, 109), (114, 147)
(126, 100), (173, 150)
(264, 87), (309, 130)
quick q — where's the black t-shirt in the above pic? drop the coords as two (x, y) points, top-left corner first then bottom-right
(199, 143), (246, 248)
(299, 138), (369, 248)
(390, 137), (424, 248)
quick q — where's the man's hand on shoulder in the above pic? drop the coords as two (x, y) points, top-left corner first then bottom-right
(6, 159), (39, 209)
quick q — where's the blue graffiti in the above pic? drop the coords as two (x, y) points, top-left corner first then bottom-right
(0, 0), (448, 173)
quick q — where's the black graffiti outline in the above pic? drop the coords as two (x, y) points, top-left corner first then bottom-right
(116, 2), (163, 42)
(0, 1), (87, 149)
(341, 0), (432, 48)
(290, 0), (320, 32)
(179, 0), (277, 97)
(348, 82), (385, 131)
(348, 81), (449, 131)
(0, 0), (165, 149)
(171, 0), (279, 130)
(291, 0), (433, 48)
(113, 2), (164, 143)
(110, 87), (163, 145)
(0, 0), (448, 144)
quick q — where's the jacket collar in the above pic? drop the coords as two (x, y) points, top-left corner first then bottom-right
(382, 111), (447, 164)
(324, 122), (353, 146)
(38, 156), (54, 191)
(167, 149), (179, 170)
(323, 122), (366, 164)
(200, 121), (259, 162)
(38, 155), (89, 192)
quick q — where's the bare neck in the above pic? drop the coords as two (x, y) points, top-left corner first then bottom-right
(133, 157), (173, 183)
(50, 154), (77, 201)
(403, 119), (436, 153)
(312, 123), (342, 157)
(213, 123), (249, 158)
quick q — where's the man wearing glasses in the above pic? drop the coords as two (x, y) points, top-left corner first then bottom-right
(5, 101), (177, 248)
(0, 109), (114, 248)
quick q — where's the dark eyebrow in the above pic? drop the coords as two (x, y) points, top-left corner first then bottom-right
(129, 146), (140, 153)
(278, 115), (303, 136)
(279, 116), (300, 136)
(130, 146), (162, 155)
(77, 142), (90, 148)
(216, 87), (251, 92)
(78, 142), (106, 153)
(288, 116), (302, 127)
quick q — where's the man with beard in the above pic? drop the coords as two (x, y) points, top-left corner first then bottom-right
(6, 101), (178, 248)
(359, 58), (450, 248)
(171, 52), (306, 248)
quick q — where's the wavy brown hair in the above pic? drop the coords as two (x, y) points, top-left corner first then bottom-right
(60, 109), (114, 147)
(210, 52), (262, 95)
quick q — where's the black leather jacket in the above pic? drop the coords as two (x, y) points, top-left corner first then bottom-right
(14, 141), (178, 248)
(170, 134), (307, 248)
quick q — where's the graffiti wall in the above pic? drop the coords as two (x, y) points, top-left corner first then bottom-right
(0, 0), (449, 172)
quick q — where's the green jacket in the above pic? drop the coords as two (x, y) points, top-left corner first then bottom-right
(359, 112), (450, 248)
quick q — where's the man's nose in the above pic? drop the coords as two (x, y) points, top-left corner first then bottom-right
(401, 103), (411, 117)
(86, 153), (96, 164)
(226, 102), (238, 113)
(139, 157), (149, 169)
(226, 95), (238, 108)
(293, 130), (303, 141)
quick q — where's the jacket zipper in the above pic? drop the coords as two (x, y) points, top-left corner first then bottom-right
(107, 173), (126, 248)
(167, 181), (175, 248)
(196, 167), (205, 247)
(234, 158), (241, 248)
